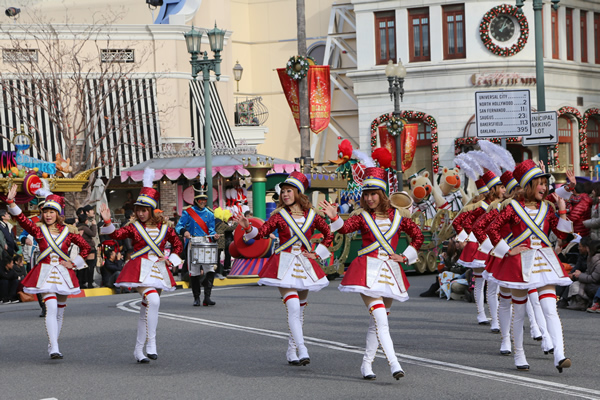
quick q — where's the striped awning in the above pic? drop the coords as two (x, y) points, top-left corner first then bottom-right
(190, 80), (236, 149)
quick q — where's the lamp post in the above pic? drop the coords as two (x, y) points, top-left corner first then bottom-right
(516, 0), (560, 167)
(385, 60), (407, 191)
(233, 60), (243, 92)
(184, 23), (226, 206)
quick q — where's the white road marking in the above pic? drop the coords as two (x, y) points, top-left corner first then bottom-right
(116, 289), (600, 399)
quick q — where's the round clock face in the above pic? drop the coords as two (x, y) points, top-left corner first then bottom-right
(490, 15), (516, 42)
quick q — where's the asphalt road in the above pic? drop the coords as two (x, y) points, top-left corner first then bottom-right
(1, 274), (599, 400)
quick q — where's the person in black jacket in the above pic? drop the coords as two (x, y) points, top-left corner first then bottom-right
(102, 249), (124, 290)
(0, 210), (17, 257)
(0, 254), (18, 303)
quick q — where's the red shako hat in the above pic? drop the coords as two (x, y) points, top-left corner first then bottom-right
(482, 171), (501, 190)
(282, 171), (309, 194)
(500, 171), (518, 193)
(363, 167), (388, 192)
(43, 194), (65, 214)
(476, 178), (489, 194)
(512, 159), (550, 189)
(135, 168), (159, 209)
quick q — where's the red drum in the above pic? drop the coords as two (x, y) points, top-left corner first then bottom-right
(233, 217), (272, 259)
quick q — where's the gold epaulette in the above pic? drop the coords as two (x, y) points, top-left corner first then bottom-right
(270, 206), (284, 217)
(66, 224), (79, 234)
(544, 199), (556, 211)
(392, 207), (412, 218)
(488, 199), (501, 212)
(500, 198), (513, 210)
(349, 207), (364, 217)
(461, 203), (475, 213)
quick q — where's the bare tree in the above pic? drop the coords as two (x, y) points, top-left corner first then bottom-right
(0, 9), (168, 208)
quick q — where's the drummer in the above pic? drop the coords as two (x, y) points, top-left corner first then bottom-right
(175, 187), (220, 307)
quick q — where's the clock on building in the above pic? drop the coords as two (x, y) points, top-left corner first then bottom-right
(480, 5), (529, 57)
(490, 14), (515, 42)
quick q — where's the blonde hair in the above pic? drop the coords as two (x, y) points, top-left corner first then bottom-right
(134, 205), (162, 225)
(360, 189), (391, 213)
(511, 177), (548, 202)
(277, 184), (312, 211)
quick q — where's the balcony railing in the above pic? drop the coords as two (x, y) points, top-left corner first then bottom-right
(234, 96), (269, 126)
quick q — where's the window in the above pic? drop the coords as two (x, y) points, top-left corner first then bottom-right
(375, 11), (396, 65)
(443, 5), (466, 59)
(2, 49), (37, 63)
(552, 8), (559, 59)
(101, 49), (135, 63)
(581, 11), (588, 62)
(408, 8), (430, 62)
(588, 117), (600, 165)
(566, 8), (574, 60)
(595, 13), (600, 64)
(558, 116), (574, 167)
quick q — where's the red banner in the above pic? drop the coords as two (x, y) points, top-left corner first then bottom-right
(378, 124), (419, 172)
(308, 65), (330, 134)
(277, 68), (301, 131)
(277, 66), (331, 134)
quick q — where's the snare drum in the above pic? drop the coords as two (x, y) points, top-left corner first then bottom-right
(189, 237), (218, 264)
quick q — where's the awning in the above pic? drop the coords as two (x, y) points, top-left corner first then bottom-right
(120, 154), (299, 182)
(190, 81), (236, 148)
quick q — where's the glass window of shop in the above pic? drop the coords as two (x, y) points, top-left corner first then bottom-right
(588, 117), (600, 165)
(558, 116), (574, 168)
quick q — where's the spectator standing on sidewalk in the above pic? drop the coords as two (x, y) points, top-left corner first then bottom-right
(0, 209), (17, 257)
(77, 212), (98, 288)
(0, 254), (19, 303)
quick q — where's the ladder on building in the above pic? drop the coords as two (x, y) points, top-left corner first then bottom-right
(313, 3), (358, 161)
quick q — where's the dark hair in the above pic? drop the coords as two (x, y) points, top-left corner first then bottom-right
(78, 214), (88, 224)
(124, 209), (134, 219)
(13, 254), (22, 264)
(574, 182), (586, 194)
(588, 239), (600, 255)
(76, 207), (85, 216)
(580, 235), (593, 249)
(83, 205), (94, 213)
(104, 248), (115, 259)
(0, 209), (7, 218)
(64, 218), (76, 225)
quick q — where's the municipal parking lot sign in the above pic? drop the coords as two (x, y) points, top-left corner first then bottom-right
(522, 111), (559, 146)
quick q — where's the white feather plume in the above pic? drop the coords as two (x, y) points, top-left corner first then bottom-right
(199, 169), (206, 186)
(352, 149), (375, 168)
(454, 153), (483, 181)
(469, 150), (502, 177)
(35, 187), (53, 199)
(477, 140), (515, 171)
(143, 168), (155, 188)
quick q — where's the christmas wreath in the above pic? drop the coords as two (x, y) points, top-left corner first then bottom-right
(479, 5), (529, 57)
(286, 55), (315, 81)
(385, 116), (406, 137)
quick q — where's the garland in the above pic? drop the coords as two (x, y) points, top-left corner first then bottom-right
(285, 55), (316, 81)
(581, 108), (600, 170)
(479, 4), (529, 57)
(370, 111), (439, 173)
(554, 106), (582, 170)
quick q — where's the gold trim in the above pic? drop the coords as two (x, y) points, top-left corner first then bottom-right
(291, 274), (307, 279)
(377, 280), (394, 285)
(532, 269), (552, 273)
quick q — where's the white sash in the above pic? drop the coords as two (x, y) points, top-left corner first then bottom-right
(37, 225), (70, 264)
(131, 221), (168, 259)
(508, 200), (552, 248)
(275, 209), (315, 254)
(358, 210), (402, 256)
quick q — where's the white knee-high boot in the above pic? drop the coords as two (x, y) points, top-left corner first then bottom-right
(134, 295), (149, 362)
(284, 293), (309, 364)
(369, 301), (403, 379)
(486, 280), (500, 331)
(57, 301), (66, 338)
(511, 294), (529, 370)
(473, 274), (488, 324)
(286, 300), (306, 364)
(526, 290), (542, 339)
(144, 289), (160, 358)
(498, 291), (512, 354)
(538, 289), (570, 371)
(361, 313), (379, 379)
(44, 295), (61, 358)
(528, 289), (553, 353)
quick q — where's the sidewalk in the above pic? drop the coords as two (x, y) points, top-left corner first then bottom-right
(71, 277), (259, 298)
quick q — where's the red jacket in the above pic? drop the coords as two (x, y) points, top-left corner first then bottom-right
(567, 193), (592, 237)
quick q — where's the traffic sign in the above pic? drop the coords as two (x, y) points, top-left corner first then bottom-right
(475, 90), (531, 138)
(522, 111), (559, 146)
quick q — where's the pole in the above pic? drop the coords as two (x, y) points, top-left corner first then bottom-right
(392, 77), (403, 191)
(203, 58), (213, 206)
(297, 0), (311, 173)
(533, 0), (548, 165)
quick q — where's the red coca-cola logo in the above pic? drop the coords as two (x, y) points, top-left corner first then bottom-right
(23, 174), (43, 196)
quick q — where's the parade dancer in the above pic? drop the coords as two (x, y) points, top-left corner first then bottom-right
(485, 160), (572, 373)
(6, 185), (90, 359)
(100, 168), (183, 363)
(320, 167), (424, 380)
(234, 171), (333, 367)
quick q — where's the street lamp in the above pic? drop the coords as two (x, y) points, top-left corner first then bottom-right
(516, 0), (560, 167)
(184, 23), (226, 206)
(233, 60), (243, 93)
(385, 59), (407, 191)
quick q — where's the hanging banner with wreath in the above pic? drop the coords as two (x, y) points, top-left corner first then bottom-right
(371, 111), (440, 173)
(277, 68), (301, 130)
(308, 65), (331, 134)
(378, 124), (418, 172)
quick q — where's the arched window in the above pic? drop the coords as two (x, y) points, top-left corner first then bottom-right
(558, 116), (574, 168)
(587, 117), (600, 165)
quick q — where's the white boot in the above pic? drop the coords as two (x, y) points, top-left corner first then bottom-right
(44, 295), (61, 359)
(57, 302), (66, 338)
(528, 290), (553, 354)
(538, 290), (570, 372)
(284, 293), (309, 365)
(134, 297), (149, 363)
(360, 313), (378, 379)
(498, 291), (512, 355)
(511, 294), (529, 370)
(144, 289), (160, 360)
(526, 292), (542, 340)
(286, 300), (306, 365)
(486, 280), (500, 331)
(474, 275), (489, 324)
(370, 302), (404, 379)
